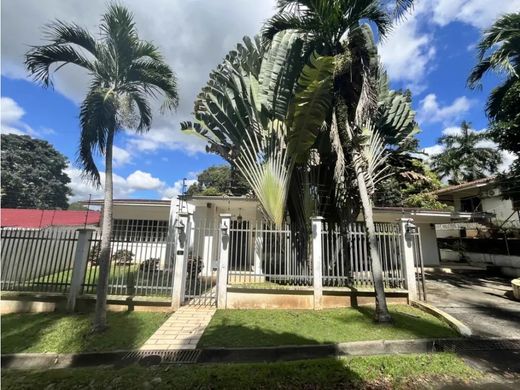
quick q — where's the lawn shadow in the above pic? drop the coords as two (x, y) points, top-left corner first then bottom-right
(1, 313), (62, 354)
(1, 309), (170, 355)
(198, 317), (324, 349)
(352, 305), (459, 339)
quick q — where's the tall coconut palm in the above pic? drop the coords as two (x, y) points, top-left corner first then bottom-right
(468, 12), (520, 198)
(468, 12), (520, 120)
(25, 4), (178, 331)
(430, 121), (502, 185)
(262, 0), (414, 322)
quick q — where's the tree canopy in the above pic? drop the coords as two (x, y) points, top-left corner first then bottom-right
(430, 121), (502, 185)
(187, 165), (250, 196)
(468, 12), (520, 203)
(1, 134), (71, 209)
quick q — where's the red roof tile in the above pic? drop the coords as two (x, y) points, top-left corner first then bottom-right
(1, 209), (100, 229)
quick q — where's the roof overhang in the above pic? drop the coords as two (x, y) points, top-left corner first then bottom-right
(370, 207), (473, 224)
(187, 196), (258, 210)
(82, 199), (171, 208)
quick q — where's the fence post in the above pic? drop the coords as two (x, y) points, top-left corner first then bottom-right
(399, 218), (418, 301)
(312, 216), (324, 310)
(217, 213), (231, 309)
(67, 229), (94, 312)
(253, 232), (263, 274)
(171, 212), (191, 310)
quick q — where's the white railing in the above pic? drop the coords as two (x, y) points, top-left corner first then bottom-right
(322, 222), (406, 289)
(227, 222), (312, 287)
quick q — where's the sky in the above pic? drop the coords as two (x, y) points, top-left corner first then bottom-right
(1, 0), (519, 202)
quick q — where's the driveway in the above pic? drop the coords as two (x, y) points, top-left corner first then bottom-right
(425, 268), (520, 338)
(425, 268), (520, 377)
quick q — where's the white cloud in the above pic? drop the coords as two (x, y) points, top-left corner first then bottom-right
(160, 178), (198, 200)
(422, 144), (444, 157)
(379, 2), (435, 92)
(126, 170), (165, 190)
(431, 0), (520, 29)
(127, 126), (207, 155)
(112, 145), (132, 167)
(1, 0), (276, 152)
(416, 94), (473, 125)
(0, 96), (38, 136)
(65, 166), (167, 202)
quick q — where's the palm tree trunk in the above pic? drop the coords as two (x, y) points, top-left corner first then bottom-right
(93, 130), (114, 332)
(353, 151), (392, 323)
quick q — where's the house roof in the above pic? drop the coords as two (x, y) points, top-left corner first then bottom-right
(432, 177), (495, 196)
(83, 199), (171, 207)
(1, 209), (101, 229)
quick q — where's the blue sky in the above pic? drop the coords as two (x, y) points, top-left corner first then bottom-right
(1, 0), (519, 201)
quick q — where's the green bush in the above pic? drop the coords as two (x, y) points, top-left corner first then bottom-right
(113, 249), (134, 265)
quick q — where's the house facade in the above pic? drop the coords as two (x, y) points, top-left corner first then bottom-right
(434, 177), (520, 236)
(88, 196), (473, 268)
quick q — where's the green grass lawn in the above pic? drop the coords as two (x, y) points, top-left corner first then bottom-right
(199, 305), (458, 348)
(33, 263), (138, 287)
(1, 311), (169, 354)
(1, 354), (481, 389)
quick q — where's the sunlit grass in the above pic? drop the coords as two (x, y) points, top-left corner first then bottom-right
(199, 305), (458, 348)
(1, 311), (170, 354)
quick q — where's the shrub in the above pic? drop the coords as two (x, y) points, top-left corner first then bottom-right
(88, 243), (101, 265)
(140, 258), (160, 272)
(187, 256), (203, 278)
(113, 249), (134, 265)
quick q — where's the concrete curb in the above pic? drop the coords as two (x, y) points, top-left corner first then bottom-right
(4, 339), (519, 370)
(197, 338), (456, 363)
(410, 300), (473, 337)
(0, 338), (489, 370)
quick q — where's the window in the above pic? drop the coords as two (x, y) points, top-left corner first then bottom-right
(460, 197), (482, 212)
(112, 219), (169, 242)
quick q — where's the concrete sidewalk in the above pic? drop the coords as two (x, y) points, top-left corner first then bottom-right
(140, 305), (216, 350)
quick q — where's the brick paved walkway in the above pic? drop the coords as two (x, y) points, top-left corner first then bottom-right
(140, 305), (216, 350)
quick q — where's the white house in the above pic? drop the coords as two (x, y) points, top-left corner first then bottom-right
(88, 196), (473, 268)
(434, 177), (520, 237)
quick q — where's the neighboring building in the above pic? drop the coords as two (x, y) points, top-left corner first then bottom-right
(1, 208), (100, 230)
(433, 177), (520, 232)
(86, 196), (473, 268)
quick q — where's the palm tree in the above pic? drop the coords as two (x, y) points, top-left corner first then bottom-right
(25, 4), (178, 331)
(262, 0), (415, 322)
(468, 12), (520, 121)
(468, 12), (520, 199)
(430, 121), (502, 185)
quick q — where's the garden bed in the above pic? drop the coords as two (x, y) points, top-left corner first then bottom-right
(198, 305), (458, 348)
(1, 311), (169, 354)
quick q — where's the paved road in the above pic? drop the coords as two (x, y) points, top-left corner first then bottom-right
(425, 268), (520, 377)
(425, 269), (520, 338)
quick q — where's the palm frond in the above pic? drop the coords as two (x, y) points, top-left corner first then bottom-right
(25, 44), (95, 87)
(287, 51), (334, 162)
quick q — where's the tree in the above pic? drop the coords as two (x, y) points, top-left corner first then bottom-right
(187, 165), (250, 196)
(375, 160), (449, 210)
(430, 121), (502, 185)
(184, 1), (415, 322)
(25, 4), (178, 331)
(468, 12), (520, 201)
(261, 0), (416, 322)
(1, 134), (71, 209)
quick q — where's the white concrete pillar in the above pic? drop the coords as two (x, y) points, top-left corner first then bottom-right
(254, 233), (263, 274)
(399, 218), (418, 300)
(67, 229), (94, 312)
(311, 216), (324, 310)
(217, 213), (231, 308)
(171, 213), (191, 309)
